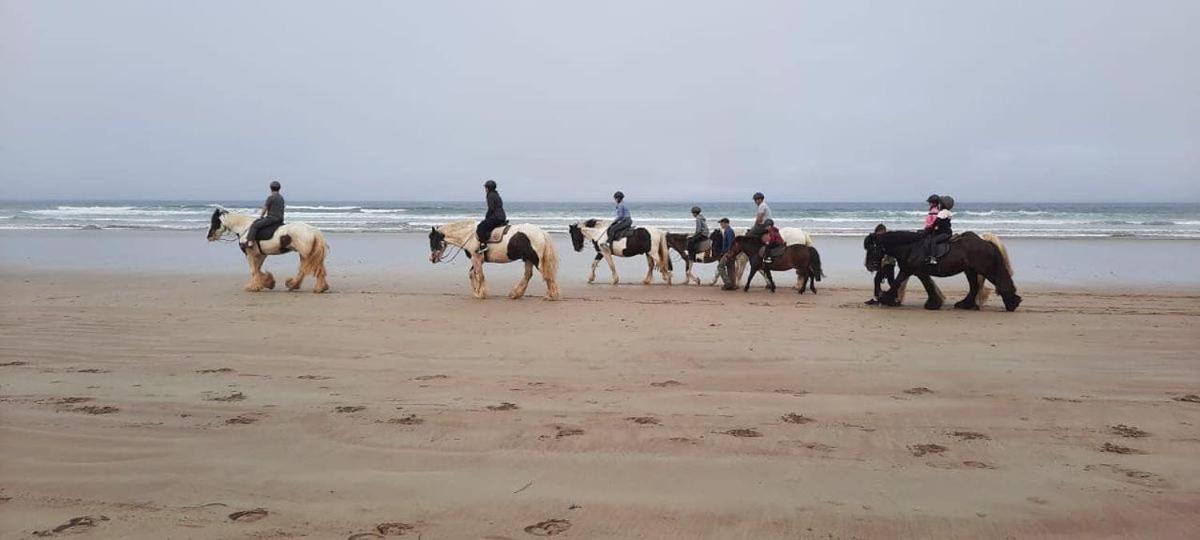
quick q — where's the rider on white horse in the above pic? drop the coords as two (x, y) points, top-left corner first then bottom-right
(476, 180), (506, 255)
(607, 191), (632, 247)
(243, 180), (285, 251)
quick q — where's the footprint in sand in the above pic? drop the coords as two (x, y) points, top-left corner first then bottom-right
(386, 415), (424, 426)
(962, 461), (996, 469)
(1099, 442), (1147, 455)
(524, 519), (572, 536)
(72, 405), (118, 415)
(196, 368), (235, 374)
(487, 402), (519, 411)
(33, 515), (109, 536)
(721, 428), (762, 438)
(555, 426), (584, 438)
(626, 416), (660, 425)
(347, 534), (383, 540)
(225, 415), (259, 425)
(297, 374), (332, 380)
(909, 444), (948, 457)
(334, 406), (366, 413)
(650, 380), (682, 388)
(228, 508), (268, 522)
(1084, 464), (1172, 488)
(204, 391), (246, 402)
(780, 440), (836, 453)
(75, 368), (109, 373)
(1109, 424), (1149, 438)
(781, 413), (815, 424)
(0, 361), (29, 367)
(375, 522), (415, 535)
(903, 387), (934, 395)
(412, 374), (450, 381)
(950, 431), (990, 441)
(1173, 394), (1200, 404)
(773, 388), (808, 397)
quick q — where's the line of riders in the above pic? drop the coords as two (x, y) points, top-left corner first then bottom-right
(210, 180), (1019, 311)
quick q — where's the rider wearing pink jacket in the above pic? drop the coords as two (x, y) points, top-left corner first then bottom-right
(924, 194), (940, 230)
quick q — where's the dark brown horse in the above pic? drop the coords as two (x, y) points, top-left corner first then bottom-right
(665, 231), (726, 285)
(863, 230), (1021, 311)
(725, 235), (823, 293)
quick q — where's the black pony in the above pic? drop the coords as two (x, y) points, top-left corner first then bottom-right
(863, 231), (1021, 311)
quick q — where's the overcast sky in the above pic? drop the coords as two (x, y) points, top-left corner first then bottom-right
(1, 1), (1197, 202)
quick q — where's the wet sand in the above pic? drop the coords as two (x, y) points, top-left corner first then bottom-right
(1, 267), (1198, 539)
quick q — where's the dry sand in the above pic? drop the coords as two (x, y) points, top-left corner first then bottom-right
(1, 270), (1198, 539)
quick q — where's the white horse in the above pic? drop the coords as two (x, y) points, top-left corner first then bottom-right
(206, 208), (329, 293)
(568, 219), (673, 285)
(428, 220), (561, 300)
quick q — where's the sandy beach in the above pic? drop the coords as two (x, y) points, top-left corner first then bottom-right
(2, 251), (1199, 538)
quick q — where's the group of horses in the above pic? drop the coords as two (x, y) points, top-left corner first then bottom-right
(206, 207), (1022, 312)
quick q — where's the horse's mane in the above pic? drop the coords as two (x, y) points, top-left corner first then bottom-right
(879, 230), (925, 247)
(582, 218), (608, 229)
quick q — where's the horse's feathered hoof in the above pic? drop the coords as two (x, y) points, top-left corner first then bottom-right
(1004, 294), (1022, 312)
(924, 302), (942, 310)
(954, 301), (979, 310)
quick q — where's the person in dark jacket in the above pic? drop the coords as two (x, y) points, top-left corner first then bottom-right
(244, 180), (285, 251)
(865, 224), (898, 305)
(476, 180), (506, 254)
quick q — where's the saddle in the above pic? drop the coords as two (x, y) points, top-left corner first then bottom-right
(485, 223), (511, 244)
(693, 239), (713, 255)
(764, 245), (786, 260)
(252, 221), (285, 240)
(929, 233), (961, 259)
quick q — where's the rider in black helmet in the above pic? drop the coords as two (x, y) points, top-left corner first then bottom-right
(607, 191), (632, 247)
(475, 180), (506, 255)
(243, 180), (285, 251)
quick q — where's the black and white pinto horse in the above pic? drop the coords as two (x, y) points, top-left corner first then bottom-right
(568, 219), (672, 285)
(428, 220), (561, 300)
(207, 208), (329, 293)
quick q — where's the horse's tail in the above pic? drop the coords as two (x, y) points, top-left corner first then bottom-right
(808, 246), (824, 281)
(980, 233), (1013, 277)
(538, 230), (561, 300)
(301, 228), (329, 280)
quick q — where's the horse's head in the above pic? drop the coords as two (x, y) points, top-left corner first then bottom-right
(568, 223), (585, 252)
(722, 236), (745, 261)
(428, 227), (447, 263)
(206, 208), (229, 241)
(863, 232), (886, 272)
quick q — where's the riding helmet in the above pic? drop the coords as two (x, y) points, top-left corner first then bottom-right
(691, 206), (702, 214)
(613, 191), (625, 201)
(763, 218), (775, 227)
(484, 179), (497, 190)
(939, 195), (955, 210)
(753, 192), (765, 200)
(270, 181), (281, 191)
(926, 194), (940, 204)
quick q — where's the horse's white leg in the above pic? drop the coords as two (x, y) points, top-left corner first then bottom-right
(471, 256), (488, 299)
(286, 255), (306, 291)
(588, 253), (600, 284)
(605, 252), (619, 285)
(245, 252), (269, 292)
(510, 261), (534, 299)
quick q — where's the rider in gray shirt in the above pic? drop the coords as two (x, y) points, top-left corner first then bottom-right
(244, 181), (285, 251)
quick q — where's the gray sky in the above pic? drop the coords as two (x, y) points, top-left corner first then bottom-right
(1, 0), (1197, 202)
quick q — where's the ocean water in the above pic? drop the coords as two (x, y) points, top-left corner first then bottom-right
(2, 201), (1199, 239)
